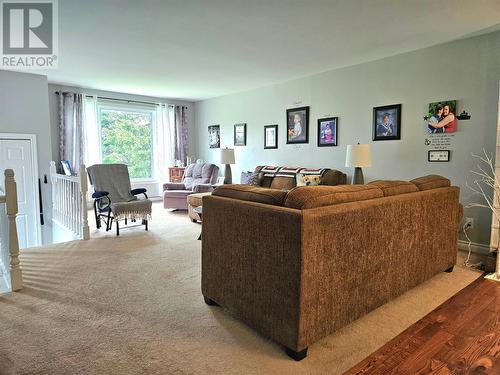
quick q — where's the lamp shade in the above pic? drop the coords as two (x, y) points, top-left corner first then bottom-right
(220, 148), (235, 164)
(345, 144), (372, 168)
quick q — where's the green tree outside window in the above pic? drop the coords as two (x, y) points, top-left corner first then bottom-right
(100, 109), (153, 179)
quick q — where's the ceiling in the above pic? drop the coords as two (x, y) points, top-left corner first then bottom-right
(34, 0), (500, 101)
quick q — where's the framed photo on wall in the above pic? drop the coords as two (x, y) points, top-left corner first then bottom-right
(208, 125), (220, 148)
(286, 106), (309, 144)
(234, 123), (247, 146)
(317, 117), (338, 147)
(427, 100), (457, 134)
(373, 104), (401, 141)
(264, 125), (278, 149)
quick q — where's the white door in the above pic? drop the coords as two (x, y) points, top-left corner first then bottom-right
(0, 139), (39, 248)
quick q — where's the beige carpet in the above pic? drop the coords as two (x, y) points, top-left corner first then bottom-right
(0, 202), (481, 375)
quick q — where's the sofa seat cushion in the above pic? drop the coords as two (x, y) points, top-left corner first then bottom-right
(411, 175), (450, 191)
(212, 185), (287, 206)
(368, 180), (419, 196)
(284, 185), (384, 209)
(163, 190), (193, 199)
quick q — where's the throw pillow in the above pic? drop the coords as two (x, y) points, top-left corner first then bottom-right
(296, 173), (321, 186)
(240, 171), (262, 185)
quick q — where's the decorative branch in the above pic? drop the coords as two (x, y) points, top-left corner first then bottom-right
(467, 149), (500, 281)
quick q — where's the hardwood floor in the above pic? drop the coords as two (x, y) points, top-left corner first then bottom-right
(345, 275), (500, 374)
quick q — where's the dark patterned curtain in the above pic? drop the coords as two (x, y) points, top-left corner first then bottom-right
(174, 105), (188, 163)
(58, 91), (84, 174)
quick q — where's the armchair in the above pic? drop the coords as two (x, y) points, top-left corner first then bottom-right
(163, 163), (219, 209)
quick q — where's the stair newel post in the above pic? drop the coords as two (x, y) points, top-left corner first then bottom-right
(80, 164), (90, 240)
(5, 169), (22, 291)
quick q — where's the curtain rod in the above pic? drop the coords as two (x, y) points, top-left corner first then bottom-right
(54, 91), (187, 108)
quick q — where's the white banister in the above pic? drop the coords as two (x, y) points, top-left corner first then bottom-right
(50, 162), (89, 240)
(0, 169), (23, 291)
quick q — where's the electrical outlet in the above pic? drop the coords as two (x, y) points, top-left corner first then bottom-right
(464, 217), (474, 229)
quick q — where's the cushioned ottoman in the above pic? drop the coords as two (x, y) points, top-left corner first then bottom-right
(187, 192), (212, 222)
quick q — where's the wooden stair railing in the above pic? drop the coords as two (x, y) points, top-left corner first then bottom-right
(0, 169), (23, 291)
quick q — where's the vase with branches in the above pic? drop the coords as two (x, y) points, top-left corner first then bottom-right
(468, 149), (500, 281)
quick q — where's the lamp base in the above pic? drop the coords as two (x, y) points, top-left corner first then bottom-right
(352, 167), (364, 184)
(224, 164), (232, 184)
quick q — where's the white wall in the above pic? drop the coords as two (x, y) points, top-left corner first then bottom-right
(0, 70), (53, 244)
(195, 31), (500, 245)
(48, 84), (196, 197)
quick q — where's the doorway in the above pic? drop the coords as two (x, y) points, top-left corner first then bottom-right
(0, 134), (41, 248)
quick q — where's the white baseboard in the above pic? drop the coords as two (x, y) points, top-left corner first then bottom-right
(458, 240), (492, 255)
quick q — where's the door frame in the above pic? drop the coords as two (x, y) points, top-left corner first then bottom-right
(0, 133), (42, 247)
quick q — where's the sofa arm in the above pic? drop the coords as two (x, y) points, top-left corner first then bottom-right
(193, 184), (214, 193)
(163, 182), (185, 191)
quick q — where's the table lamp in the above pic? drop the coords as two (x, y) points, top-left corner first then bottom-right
(220, 148), (235, 184)
(345, 143), (372, 184)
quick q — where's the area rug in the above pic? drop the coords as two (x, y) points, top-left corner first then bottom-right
(0, 203), (481, 375)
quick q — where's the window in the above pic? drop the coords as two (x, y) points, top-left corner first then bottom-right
(98, 104), (155, 180)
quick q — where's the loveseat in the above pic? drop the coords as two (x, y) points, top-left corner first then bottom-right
(163, 163), (219, 210)
(201, 175), (460, 360)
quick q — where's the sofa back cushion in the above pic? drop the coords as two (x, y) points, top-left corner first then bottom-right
(192, 163), (204, 178)
(321, 169), (348, 185)
(201, 164), (216, 179)
(411, 175), (450, 191)
(184, 164), (195, 177)
(284, 185), (384, 209)
(212, 185), (287, 206)
(368, 180), (419, 196)
(270, 176), (296, 190)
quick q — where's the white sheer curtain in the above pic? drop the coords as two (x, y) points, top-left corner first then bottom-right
(155, 103), (175, 183)
(83, 95), (101, 168)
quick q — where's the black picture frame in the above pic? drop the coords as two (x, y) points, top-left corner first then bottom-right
(264, 124), (278, 149)
(428, 150), (450, 162)
(373, 104), (401, 141)
(234, 123), (247, 146)
(208, 125), (220, 148)
(317, 117), (338, 147)
(286, 106), (309, 144)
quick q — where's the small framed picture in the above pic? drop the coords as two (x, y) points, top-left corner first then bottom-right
(61, 160), (73, 176)
(428, 150), (450, 162)
(208, 125), (220, 148)
(264, 125), (278, 149)
(317, 117), (338, 147)
(373, 104), (401, 141)
(286, 106), (309, 144)
(234, 123), (247, 146)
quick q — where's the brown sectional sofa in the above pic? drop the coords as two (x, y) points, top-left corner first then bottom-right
(201, 175), (461, 360)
